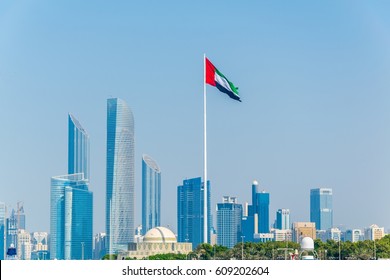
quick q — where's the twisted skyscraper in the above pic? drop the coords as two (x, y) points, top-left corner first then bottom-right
(106, 98), (135, 254)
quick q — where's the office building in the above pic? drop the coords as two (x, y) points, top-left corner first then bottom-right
(142, 154), (161, 235)
(50, 114), (93, 260)
(345, 229), (363, 242)
(216, 196), (242, 248)
(17, 229), (31, 260)
(177, 177), (211, 249)
(50, 174), (93, 259)
(310, 188), (333, 230)
(106, 98), (135, 253)
(68, 113), (90, 179)
(93, 233), (107, 260)
(0, 202), (5, 260)
(276, 209), (290, 230)
(6, 209), (18, 251)
(292, 222), (316, 243)
(364, 224), (385, 241)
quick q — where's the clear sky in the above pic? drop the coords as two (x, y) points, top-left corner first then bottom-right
(1, 0), (390, 234)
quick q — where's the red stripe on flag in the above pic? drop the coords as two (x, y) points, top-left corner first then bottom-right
(205, 57), (216, 86)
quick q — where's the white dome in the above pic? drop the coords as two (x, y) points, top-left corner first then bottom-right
(300, 237), (314, 250)
(143, 227), (177, 243)
(252, 180), (259, 186)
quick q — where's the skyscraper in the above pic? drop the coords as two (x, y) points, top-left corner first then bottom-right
(142, 154), (161, 235)
(216, 196), (242, 248)
(50, 114), (93, 260)
(6, 209), (17, 251)
(68, 113), (90, 179)
(50, 174), (93, 259)
(246, 181), (270, 233)
(0, 202), (5, 260)
(276, 209), (290, 230)
(310, 188), (333, 230)
(106, 98), (135, 253)
(177, 177), (211, 249)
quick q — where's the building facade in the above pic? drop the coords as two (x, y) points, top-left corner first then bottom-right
(310, 188), (333, 230)
(247, 181), (270, 234)
(292, 222), (316, 243)
(68, 113), (90, 179)
(142, 154), (161, 235)
(364, 224), (385, 241)
(118, 227), (192, 260)
(0, 202), (5, 260)
(106, 98), (135, 254)
(177, 177), (211, 248)
(17, 229), (31, 260)
(276, 209), (290, 230)
(345, 229), (363, 242)
(216, 196), (242, 248)
(50, 174), (93, 259)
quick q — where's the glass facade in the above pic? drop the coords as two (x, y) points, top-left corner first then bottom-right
(68, 114), (90, 180)
(177, 177), (211, 249)
(310, 188), (333, 230)
(142, 154), (161, 235)
(106, 98), (135, 254)
(0, 202), (5, 260)
(50, 174), (93, 260)
(276, 209), (290, 230)
(256, 192), (270, 233)
(216, 196), (242, 248)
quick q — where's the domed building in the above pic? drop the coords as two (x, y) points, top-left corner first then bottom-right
(118, 227), (192, 259)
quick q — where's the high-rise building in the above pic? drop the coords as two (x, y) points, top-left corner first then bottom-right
(276, 209), (290, 230)
(345, 229), (363, 242)
(364, 224), (385, 241)
(106, 98), (135, 254)
(6, 209), (18, 251)
(68, 113), (90, 179)
(50, 114), (93, 260)
(93, 233), (107, 260)
(17, 229), (31, 260)
(50, 174), (93, 260)
(216, 196), (242, 248)
(247, 181), (270, 234)
(310, 188), (333, 230)
(177, 177), (211, 249)
(0, 202), (5, 260)
(142, 154), (161, 235)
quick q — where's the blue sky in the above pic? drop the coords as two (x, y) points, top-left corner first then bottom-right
(1, 0), (390, 234)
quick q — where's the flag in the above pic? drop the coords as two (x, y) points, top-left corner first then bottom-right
(205, 57), (241, 102)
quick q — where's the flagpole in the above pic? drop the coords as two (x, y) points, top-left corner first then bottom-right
(203, 53), (208, 244)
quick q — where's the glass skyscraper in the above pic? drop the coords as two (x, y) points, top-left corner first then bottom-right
(276, 209), (290, 230)
(142, 154), (161, 235)
(177, 177), (211, 249)
(50, 114), (93, 259)
(68, 113), (90, 179)
(50, 174), (93, 259)
(0, 202), (5, 260)
(310, 188), (333, 230)
(216, 196), (242, 248)
(106, 98), (135, 254)
(245, 181), (270, 235)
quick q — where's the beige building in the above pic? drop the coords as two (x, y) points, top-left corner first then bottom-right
(364, 224), (385, 241)
(118, 227), (192, 259)
(292, 222), (316, 243)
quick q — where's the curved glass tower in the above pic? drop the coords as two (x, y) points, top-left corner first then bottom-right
(142, 154), (161, 235)
(106, 98), (135, 254)
(68, 114), (90, 179)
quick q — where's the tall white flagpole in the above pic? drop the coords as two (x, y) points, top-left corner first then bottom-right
(203, 53), (208, 244)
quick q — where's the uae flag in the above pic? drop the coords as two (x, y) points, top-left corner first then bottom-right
(205, 57), (241, 102)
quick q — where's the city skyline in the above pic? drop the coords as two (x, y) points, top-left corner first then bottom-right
(1, 1), (390, 235)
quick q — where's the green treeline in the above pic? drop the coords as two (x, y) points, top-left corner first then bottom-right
(103, 234), (390, 260)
